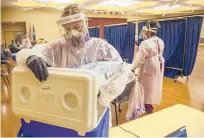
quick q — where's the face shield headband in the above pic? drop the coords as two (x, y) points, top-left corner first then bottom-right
(56, 13), (87, 25)
(139, 21), (160, 39)
(56, 13), (90, 48)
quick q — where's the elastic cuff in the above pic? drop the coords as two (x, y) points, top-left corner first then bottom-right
(26, 55), (37, 65)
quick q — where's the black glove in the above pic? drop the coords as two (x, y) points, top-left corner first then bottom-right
(26, 56), (49, 82)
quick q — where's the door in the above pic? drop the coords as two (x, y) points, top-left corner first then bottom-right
(14, 32), (24, 45)
(2, 22), (26, 48)
(4, 31), (24, 48)
(5, 32), (15, 48)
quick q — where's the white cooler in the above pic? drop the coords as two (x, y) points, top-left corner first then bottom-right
(12, 66), (109, 137)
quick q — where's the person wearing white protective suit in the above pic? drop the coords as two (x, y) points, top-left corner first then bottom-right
(16, 4), (124, 127)
(132, 20), (165, 114)
(21, 34), (32, 49)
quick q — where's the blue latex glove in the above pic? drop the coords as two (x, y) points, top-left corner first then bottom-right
(26, 55), (49, 82)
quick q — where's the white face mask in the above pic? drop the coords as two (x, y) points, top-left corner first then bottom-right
(64, 23), (90, 48)
(67, 29), (83, 47)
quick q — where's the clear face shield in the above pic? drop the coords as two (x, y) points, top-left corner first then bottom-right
(139, 26), (148, 40)
(56, 13), (90, 48)
(139, 21), (160, 40)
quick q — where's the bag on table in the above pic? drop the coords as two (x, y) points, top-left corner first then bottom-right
(126, 78), (145, 121)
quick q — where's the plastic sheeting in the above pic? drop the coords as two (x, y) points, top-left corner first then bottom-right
(75, 61), (131, 105)
(76, 61), (145, 120)
(75, 61), (126, 88)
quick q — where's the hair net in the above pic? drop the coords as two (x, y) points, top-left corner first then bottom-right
(61, 4), (81, 17)
(146, 20), (160, 33)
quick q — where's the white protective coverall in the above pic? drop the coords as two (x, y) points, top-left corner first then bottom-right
(21, 38), (32, 49)
(16, 37), (127, 127)
(132, 36), (165, 105)
(17, 37), (122, 67)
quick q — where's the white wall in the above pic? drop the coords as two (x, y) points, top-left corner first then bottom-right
(2, 7), (61, 41)
(1, 7), (160, 41)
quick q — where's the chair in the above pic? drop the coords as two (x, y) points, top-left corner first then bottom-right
(111, 59), (135, 126)
(112, 78), (136, 126)
(1, 74), (10, 89)
(123, 58), (129, 63)
(1, 59), (11, 73)
(1, 59), (10, 89)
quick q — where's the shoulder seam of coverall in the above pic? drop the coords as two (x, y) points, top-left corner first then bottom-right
(139, 42), (150, 56)
(140, 41), (149, 48)
(46, 38), (63, 45)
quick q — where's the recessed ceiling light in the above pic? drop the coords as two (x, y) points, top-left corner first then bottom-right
(98, 0), (140, 7)
(12, 22), (15, 23)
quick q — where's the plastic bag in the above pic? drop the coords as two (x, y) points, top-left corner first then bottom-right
(76, 61), (145, 121)
(75, 61), (130, 104)
(75, 61), (126, 88)
(126, 79), (145, 121)
(76, 61), (130, 127)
